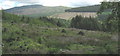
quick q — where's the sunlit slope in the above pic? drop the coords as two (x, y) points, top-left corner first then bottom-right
(49, 12), (97, 20)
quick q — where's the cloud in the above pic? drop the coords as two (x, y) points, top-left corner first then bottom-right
(0, 0), (32, 9)
(9, 0), (39, 4)
(36, 0), (103, 7)
(0, 0), (16, 9)
(9, 0), (103, 7)
(16, 3), (31, 7)
(1, 0), (107, 9)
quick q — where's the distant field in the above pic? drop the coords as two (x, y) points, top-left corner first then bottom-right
(49, 12), (97, 20)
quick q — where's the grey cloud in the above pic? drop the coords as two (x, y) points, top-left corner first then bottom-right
(69, 1), (90, 7)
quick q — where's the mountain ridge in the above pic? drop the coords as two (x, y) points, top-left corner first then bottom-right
(5, 5), (71, 17)
(65, 5), (100, 12)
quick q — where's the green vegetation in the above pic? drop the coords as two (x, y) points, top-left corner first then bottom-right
(65, 5), (100, 12)
(0, 11), (2, 55)
(2, 2), (119, 54)
(71, 15), (102, 31)
(2, 10), (118, 54)
(98, 2), (119, 32)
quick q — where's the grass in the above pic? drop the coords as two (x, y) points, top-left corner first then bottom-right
(3, 22), (118, 54)
(2, 11), (118, 54)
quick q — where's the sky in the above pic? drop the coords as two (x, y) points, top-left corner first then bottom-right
(0, 0), (119, 10)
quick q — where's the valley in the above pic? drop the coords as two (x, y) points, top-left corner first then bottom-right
(2, 2), (119, 54)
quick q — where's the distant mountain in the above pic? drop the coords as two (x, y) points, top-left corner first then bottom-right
(65, 5), (100, 12)
(5, 5), (71, 17)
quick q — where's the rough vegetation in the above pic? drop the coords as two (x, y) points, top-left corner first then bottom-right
(2, 2), (119, 54)
(2, 10), (118, 54)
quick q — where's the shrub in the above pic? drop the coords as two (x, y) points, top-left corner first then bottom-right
(78, 31), (84, 36)
(47, 48), (59, 54)
(2, 28), (7, 32)
(61, 29), (66, 33)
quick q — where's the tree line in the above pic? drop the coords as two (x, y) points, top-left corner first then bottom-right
(70, 15), (102, 31)
(70, 2), (119, 32)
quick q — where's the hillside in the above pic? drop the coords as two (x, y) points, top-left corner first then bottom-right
(49, 12), (97, 20)
(5, 5), (111, 20)
(65, 5), (100, 12)
(49, 5), (111, 20)
(2, 11), (118, 54)
(5, 5), (70, 17)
